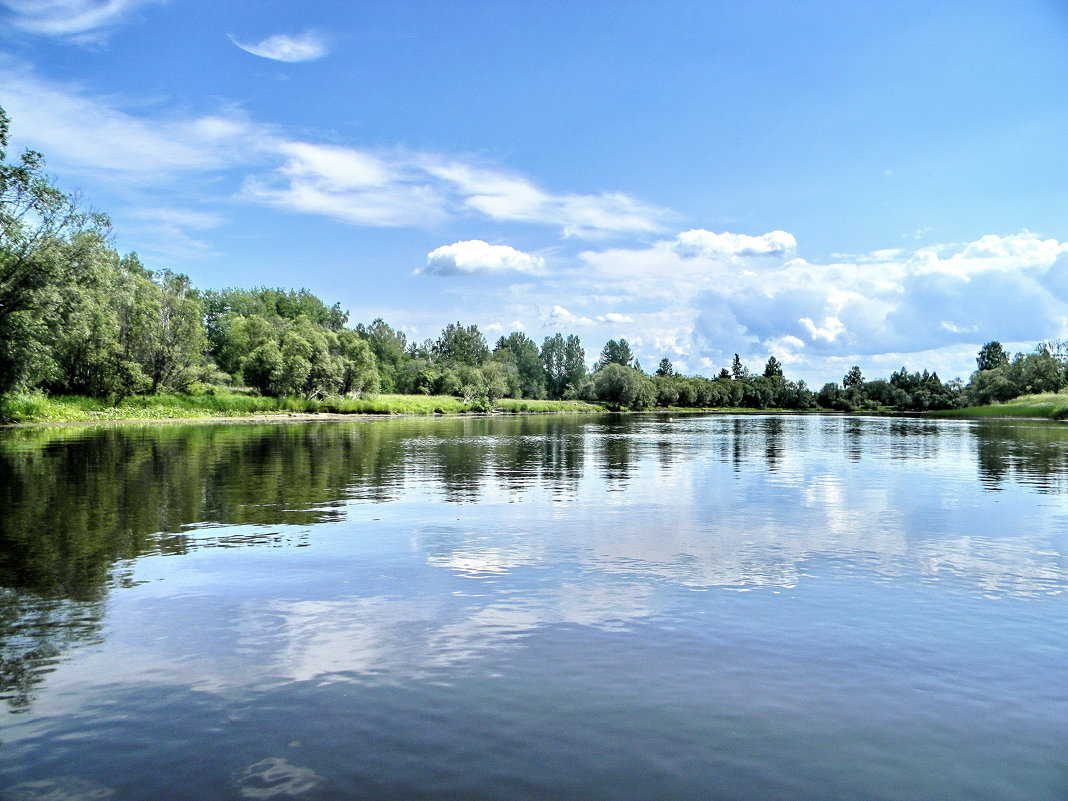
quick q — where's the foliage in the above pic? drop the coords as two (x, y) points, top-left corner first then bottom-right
(591, 363), (656, 409)
(595, 338), (635, 370)
(541, 333), (586, 399)
(763, 356), (783, 379)
(976, 341), (1009, 372)
(493, 331), (546, 398)
(434, 321), (489, 366)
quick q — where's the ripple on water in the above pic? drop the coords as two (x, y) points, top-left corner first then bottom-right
(4, 777), (114, 801)
(232, 758), (322, 799)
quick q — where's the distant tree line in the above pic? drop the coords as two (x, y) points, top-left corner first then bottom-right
(2, 105), (1066, 413)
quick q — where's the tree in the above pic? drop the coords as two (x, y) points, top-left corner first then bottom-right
(434, 322), (489, 366)
(0, 105), (110, 392)
(976, 341), (1009, 372)
(731, 354), (748, 380)
(763, 356), (783, 379)
(596, 339), (635, 370)
(141, 270), (206, 392)
(843, 365), (864, 388)
(593, 363), (655, 409)
(493, 331), (546, 398)
(336, 329), (380, 396)
(355, 318), (407, 391)
(655, 358), (675, 377)
(542, 333), (586, 399)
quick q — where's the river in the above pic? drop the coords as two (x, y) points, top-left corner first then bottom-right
(1, 413), (1067, 800)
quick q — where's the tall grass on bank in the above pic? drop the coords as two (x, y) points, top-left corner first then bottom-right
(0, 391), (608, 424)
(931, 391), (1068, 421)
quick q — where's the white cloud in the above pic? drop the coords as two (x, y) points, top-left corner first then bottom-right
(673, 228), (797, 259)
(421, 240), (545, 277)
(543, 305), (594, 328)
(596, 312), (634, 324)
(228, 31), (328, 63)
(122, 206), (224, 259)
(423, 159), (672, 237)
(0, 70), (263, 178)
(242, 140), (449, 227)
(1, 0), (154, 37)
(0, 69), (671, 237)
(800, 316), (846, 342)
(559, 229), (1068, 382)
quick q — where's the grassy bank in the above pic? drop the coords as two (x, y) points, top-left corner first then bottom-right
(931, 391), (1068, 421)
(0, 391), (607, 425)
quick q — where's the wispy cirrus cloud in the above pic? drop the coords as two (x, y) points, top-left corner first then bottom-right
(1, 67), (673, 239)
(422, 159), (673, 238)
(0, 0), (156, 39)
(244, 141), (673, 236)
(228, 31), (328, 63)
(0, 69), (265, 178)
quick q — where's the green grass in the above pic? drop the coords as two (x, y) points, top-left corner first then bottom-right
(931, 391), (1068, 420)
(0, 391), (609, 425)
(494, 398), (604, 413)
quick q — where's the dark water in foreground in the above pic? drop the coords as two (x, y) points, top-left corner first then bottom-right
(1, 413), (1067, 800)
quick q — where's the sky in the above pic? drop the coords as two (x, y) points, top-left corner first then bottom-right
(1, 0), (1067, 384)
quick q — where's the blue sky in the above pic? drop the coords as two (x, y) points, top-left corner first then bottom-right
(2, 0), (1067, 383)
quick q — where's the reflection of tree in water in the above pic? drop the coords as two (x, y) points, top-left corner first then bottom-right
(0, 590), (105, 713)
(973, 421), (1068, 494)
(0, 421), (412, 712)
(843, 418), (863, 462)
(886, 420), (943, 461)
(0, 416), (613, 710)
(596, 418), (636, 489)
(762, 416), (784, 469)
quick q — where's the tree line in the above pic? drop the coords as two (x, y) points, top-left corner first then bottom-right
(2, 105), (1065, 413)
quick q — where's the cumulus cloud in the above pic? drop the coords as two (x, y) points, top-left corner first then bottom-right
(673, 228), (797, 259)
(1, 0), (154, 38)
(421, 240), (545, 276)
(544, 305), (594, 328)
(570, 229), (1068, 382)
(228, 31), (328, 62)
(597, 312), (634, 324)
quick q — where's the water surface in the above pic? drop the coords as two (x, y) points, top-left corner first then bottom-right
(2, 413), (1067, 800)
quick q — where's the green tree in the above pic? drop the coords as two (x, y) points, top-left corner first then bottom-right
(655, 358), (675, 377)
(731, 354), (748, 380)
(976, 341), (1009, 372)
(593, 363), (655, 409)
(0, 106), (111, 392)
(596, 338), (635, 369)
(355, 318), (407, 392)
(493, 331), (546, 398)
(434, 322), (489, 366)
(141, 270), (206, 392)
(542, 333), (586, 399)
(763, 356), (784, 379)
(843, 365), (864, 388)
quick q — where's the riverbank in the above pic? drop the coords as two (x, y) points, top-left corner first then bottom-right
(0, 391), (608, 426)
(929, 391), (1068, 421)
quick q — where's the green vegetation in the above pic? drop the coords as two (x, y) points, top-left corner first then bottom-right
(932, 391), (1068, 421)
(3, 104), (1068, 425)
(0, 391), (610, 424)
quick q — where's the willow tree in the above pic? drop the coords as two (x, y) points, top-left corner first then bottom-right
(0, 106), (110, 392)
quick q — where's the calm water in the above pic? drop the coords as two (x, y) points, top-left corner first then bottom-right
(1, 413), (1067, 800)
